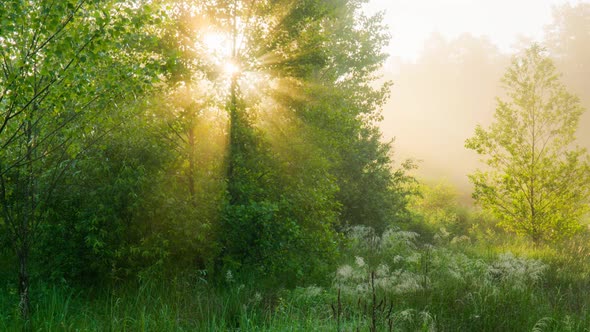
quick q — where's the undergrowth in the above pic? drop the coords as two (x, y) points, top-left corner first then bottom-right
(2, 226), (590, 331)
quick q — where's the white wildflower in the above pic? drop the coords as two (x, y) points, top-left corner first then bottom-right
(393, 271), (422, 294)
(375, 275), (392, 290)
(337, 264), (353, 280)
(376, 263), (390, 277)
(303, 286), (322, 298)
(382, 229), (419, 251)
(356, 283), (369, 293)
(355, 256), (365, 268)
(486, 252), (547, 291)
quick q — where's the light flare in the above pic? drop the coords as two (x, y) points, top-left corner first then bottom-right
(223, 61), (240, 76)
(202, 32), (232, 59)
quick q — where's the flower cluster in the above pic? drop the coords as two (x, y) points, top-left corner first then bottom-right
(486, 252), (547, 290)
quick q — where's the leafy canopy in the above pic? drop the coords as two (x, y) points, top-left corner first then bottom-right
(465, 45), (590, 243)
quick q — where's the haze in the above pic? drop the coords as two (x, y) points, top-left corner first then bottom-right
(366, 0), (590, 200)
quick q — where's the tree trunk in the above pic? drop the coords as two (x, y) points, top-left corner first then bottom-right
(18, 117), (35, 324)
(227, 2), (239, 205)
(187, 124), (196, 205)
(227, 73), (239, 204)
(17, 242), (31, 322)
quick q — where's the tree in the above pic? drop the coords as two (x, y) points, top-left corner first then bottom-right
(465, 45), (590, 243)
(129, 0), (345, 285)
(279, 1), (415, 234)
(158, 0), (414, 284)
(205, 0), (345, 284)
(0, 0), (160, 320)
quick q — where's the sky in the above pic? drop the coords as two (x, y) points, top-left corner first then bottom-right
(363, 0), (584, 61)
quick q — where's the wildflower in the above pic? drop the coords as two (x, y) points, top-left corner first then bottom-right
(397, 309), (415, 322)
(355, 256), (365, 268)
(303, 286), (322, 298)
(393, 271), (422, 294)
(376, 263), (390, 277)
(336, 265), (353, 281)
(486, 252), (547, 290)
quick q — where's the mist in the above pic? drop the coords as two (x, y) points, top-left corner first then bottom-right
(379, 3), (590, 201)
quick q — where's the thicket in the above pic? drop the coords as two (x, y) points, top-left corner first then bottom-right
(0, 0), (415, 323)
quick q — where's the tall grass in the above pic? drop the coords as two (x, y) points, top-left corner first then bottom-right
(2, 226), (590, 331)
(322, 226), (590, 331)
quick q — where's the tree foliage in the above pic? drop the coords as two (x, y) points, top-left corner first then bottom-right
(466, 45), (590, 243)
(149, 0), (415, 284)
(0, 1), (414, 313)
(0, 0), (163, 317)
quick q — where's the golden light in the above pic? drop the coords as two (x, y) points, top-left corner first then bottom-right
(202, 32), (232, 58)
(200, 31), (243, 80)
(197, 25), (300, 102)
(223, 61), (240, 76)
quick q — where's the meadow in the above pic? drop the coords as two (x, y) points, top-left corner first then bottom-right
(2, 191), (589, 331)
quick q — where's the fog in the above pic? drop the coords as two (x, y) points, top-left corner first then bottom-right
(378, 3), (590, 202)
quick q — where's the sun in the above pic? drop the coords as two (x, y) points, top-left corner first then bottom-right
(200, 31), (242, 78)
(223, 61), (240, 76)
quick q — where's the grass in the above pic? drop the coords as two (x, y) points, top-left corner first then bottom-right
(0, 279), (336, 331)
(2, 228), (590, 331)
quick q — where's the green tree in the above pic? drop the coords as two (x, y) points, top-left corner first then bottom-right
(274, 1), (415, 234)
(465, 45), (590, 243)
(205, 0), (344, 284)
(0, 0), (160, 319)
(162, 0), (412, 284)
